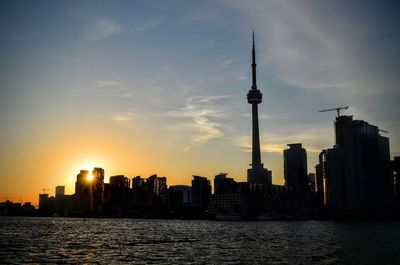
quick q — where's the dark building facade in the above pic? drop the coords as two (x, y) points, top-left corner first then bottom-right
(214, 173), (238, 194)
(74, 168), (104, 215)
(55, 186), (67, 215)
(319, 116), (393, 217)
(103, 175), (131, 214)
(284, 143), (308, 194)
(129, 175), (168, 216)
(283, 143), (310, 215)
(38, 193), (55, 214)
(191, 175), (211, 212)
(167, 185), (192, 216)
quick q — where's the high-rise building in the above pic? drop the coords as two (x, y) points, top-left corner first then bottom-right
(74, 168), (105, 215)
(107, 175), (131, 214)
(147, 174), (167, 203)
(246, 33), (272, 186)
(283, 143), (308, 193)
(321, 115), (393, 217)
(38, 193), (55, 214)
(131, 176), (147, 209)
(168, 185), (192, 215)
(55, 186), (65, 198)
(55, 186), (66, 215)
(191, 175), (211, 210)
(214, 173), (238, 194)
(283, 143), (309, 213)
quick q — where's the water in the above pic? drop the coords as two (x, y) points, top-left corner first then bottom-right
(0, 217), (399, 264)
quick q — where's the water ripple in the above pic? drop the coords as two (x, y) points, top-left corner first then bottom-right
(0, 217), (399, 264)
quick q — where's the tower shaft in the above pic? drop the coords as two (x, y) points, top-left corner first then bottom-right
(252, 103), (261, 166)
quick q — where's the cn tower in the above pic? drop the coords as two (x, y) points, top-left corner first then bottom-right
(246, 32), (272, 185)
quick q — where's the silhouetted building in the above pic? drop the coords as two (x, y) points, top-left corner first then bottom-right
(131, 176), (147, 210)
(38, 193), (55, 215)
(214, 173), (238, 194)
(246, 33), (272, 186)
(167, 185), (192, 216)
(130, 175), (168, 216)
(55, 186), (65, 197)
(321, 116), (393, 217)
(209, 181), (251, 219)
(191, 175), (211, 212)
(55, 186), (67, 215)
(21, 202), (35, 215)
(283, 143), (309, 216)
(0, 200), (36, 216)
(106, 175), (131, 214)
(91, 167), (105, 212)
(74, 168), (104, 215)
(284, 143), (308, 193)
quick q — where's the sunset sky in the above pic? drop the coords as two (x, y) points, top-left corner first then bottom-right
(1, 0), (399, 205)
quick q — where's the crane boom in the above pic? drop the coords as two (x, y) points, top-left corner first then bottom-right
(318, 106), (349, 117)
(41, 188), (50, 194)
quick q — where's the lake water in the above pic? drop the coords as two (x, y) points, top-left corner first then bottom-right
(0, 217), (399, 264)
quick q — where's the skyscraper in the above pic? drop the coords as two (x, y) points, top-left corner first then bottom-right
(74, 168), (104, 215)
(283, 143), (308, 193)
(322, 115), (393, 217)
(191, 175), (211, 210)
(55, 186), (65, 198)
(246, 32), (272, 185)
(284, 143), (309, 213)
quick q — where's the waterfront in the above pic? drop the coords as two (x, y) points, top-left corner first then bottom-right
(0, 217), (399, 264)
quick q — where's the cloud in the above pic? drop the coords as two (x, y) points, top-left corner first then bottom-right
(95, 80), (121, 88)
(128, 18), (164, 34)
(85, 17), (121, 40)
(232, 128), (332, 155)
(112, 115), (131, 122)
(0, 30), (41, 41)
(164, 95), (231, 150)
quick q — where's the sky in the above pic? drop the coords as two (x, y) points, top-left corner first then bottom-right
(1, 0), (399, 205)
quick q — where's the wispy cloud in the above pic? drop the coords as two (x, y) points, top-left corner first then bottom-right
(0, 30), (41, 41)
(232, 128), (332, 155)
(95, 80), (121, 88)
(112, 115), (131, 122)
(164, 95), (232, 150)
(128, 18), (164, 34)
(85, 17), (122, 40)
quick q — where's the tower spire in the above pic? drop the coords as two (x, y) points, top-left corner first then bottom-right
(252, 31), (257, 90)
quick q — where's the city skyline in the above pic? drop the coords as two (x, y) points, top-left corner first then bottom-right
(1, 0), (400, 204)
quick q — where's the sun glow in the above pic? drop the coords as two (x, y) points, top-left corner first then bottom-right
(87, 172), (94, 181)
(82, 164), (95, 181)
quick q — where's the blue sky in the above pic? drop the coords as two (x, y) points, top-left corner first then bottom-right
(1, 0), (399, 201)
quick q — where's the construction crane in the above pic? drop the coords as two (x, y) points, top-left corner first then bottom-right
(319, 106), (349, 117)
(3, 196), (13, 201)
(41, 188), (50, 194)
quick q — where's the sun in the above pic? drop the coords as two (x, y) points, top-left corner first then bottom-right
(82, 164), (94, 181)
(87, 172), (94, 181)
